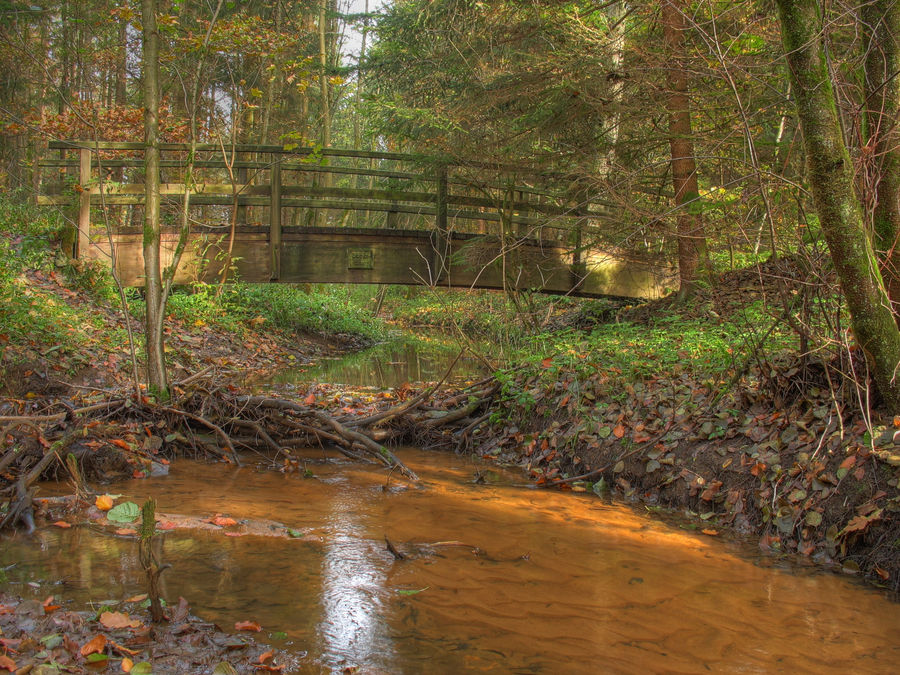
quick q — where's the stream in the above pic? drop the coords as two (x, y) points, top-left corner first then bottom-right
(2, 340), (899, 673)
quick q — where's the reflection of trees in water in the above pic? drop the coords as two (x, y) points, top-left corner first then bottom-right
(281, 339), (485, 388)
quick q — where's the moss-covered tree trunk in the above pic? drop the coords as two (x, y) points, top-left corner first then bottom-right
(141, 0), (168, 398)
(863, 0), (900, 318)
(661, 0), (708, 300)
(777, 0), (900, 412)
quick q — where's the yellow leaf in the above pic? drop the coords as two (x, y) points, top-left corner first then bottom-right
(95, 495), (114, 511)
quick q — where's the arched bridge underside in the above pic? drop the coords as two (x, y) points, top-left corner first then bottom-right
(38, 141), (674, 299)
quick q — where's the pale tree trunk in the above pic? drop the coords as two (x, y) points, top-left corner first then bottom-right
(319, 0), (332, 152)
(777, 0), (900, 411)
(863, 0), (900, 317)
(316, 0), (332, 227)
(141, 0), (168, 398)
(661, 0), (708, 300)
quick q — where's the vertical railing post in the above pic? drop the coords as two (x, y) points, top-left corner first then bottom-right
(270, 157), (282, 280)
(237, 161), (248, 224)
(433, 163), (449, 282)
(77, 147), (91, 259)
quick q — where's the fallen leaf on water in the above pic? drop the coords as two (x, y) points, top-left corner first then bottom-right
(258, 650), (274, 664)
(99, 611), (144, 630)
(225, 532), (245, 537)
(80, 633), (107, 656)
(95, 495), (114, 511)
(212, 516), (238, 527)
(53, 520), (72, 528)
(126, 594), (148, 603)
(397, 587), (429, 596)
(157, 520), (177, 530)
(115, 528), (138, 536)
(235, 620), (262, 632)
(701, 529), (719, 536)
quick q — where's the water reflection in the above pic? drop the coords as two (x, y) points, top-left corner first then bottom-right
(262, 336), (487, 388)
(319, 490), (393, 671)
(2, 450), (899, 674)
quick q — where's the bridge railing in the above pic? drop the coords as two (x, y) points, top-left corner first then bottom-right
(37, 141), (615, 267)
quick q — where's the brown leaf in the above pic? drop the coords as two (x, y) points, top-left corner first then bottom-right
(235, 620), (262, 632)
(99, 611), (144, 630)
(212, 516), (238, 527)
(122, 656), (134, 672)
(53, 520), (72, 528)
(109, 639), (141, 656)
(0, 654), (16, 672)
(80, 633), (107, 656)
(612, 424), (625, 439)
(258, 650), (275, 664)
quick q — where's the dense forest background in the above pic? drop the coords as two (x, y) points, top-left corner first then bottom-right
(2, 0), (900, 403)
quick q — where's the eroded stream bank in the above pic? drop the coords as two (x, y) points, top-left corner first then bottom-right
(4, 449), (900, 674)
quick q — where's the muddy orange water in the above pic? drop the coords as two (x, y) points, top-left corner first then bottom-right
(2, 448), (899, 674)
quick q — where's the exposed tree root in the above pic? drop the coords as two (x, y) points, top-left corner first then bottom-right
(0, 371), (499, 530)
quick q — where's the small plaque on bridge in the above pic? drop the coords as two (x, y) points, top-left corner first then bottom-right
(347, 247), (374, 270)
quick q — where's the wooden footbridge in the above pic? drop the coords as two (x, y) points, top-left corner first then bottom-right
(37, 141), (673, 299)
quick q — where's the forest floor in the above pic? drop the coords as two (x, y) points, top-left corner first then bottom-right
(2, 235), (900, 670)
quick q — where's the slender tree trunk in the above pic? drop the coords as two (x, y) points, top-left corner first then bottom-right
(777, 0), (900, 411)
(141, 0), (168, 398)
(319, 0), (331, 152)
(661, 0), (708, 300)
(863, 0), (900, 317)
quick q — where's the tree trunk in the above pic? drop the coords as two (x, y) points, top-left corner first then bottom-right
(863, 0), (900, 317)
(661, 0), (708, 300)
(777, 0), (900, 412)
(141, 0), (168, 399)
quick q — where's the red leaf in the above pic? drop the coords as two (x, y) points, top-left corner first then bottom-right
(110, 439), (132, 451)
(304, 393), (316, 405)
(212, 516), (238, 527)
(541, 357), (553, 368)
(53, 520), (72, 529)
(612, 424), (625, 439)
(235, 621), (262, 632)
(258, 650), (275, 664)
(0, 654), (16, 672)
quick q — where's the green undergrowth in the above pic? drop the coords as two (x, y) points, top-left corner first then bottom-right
(511, 302), (796, 385)
(0, 192), (127, 367)
(158, 283), (386, 343)
(385, 286), (617, 347)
